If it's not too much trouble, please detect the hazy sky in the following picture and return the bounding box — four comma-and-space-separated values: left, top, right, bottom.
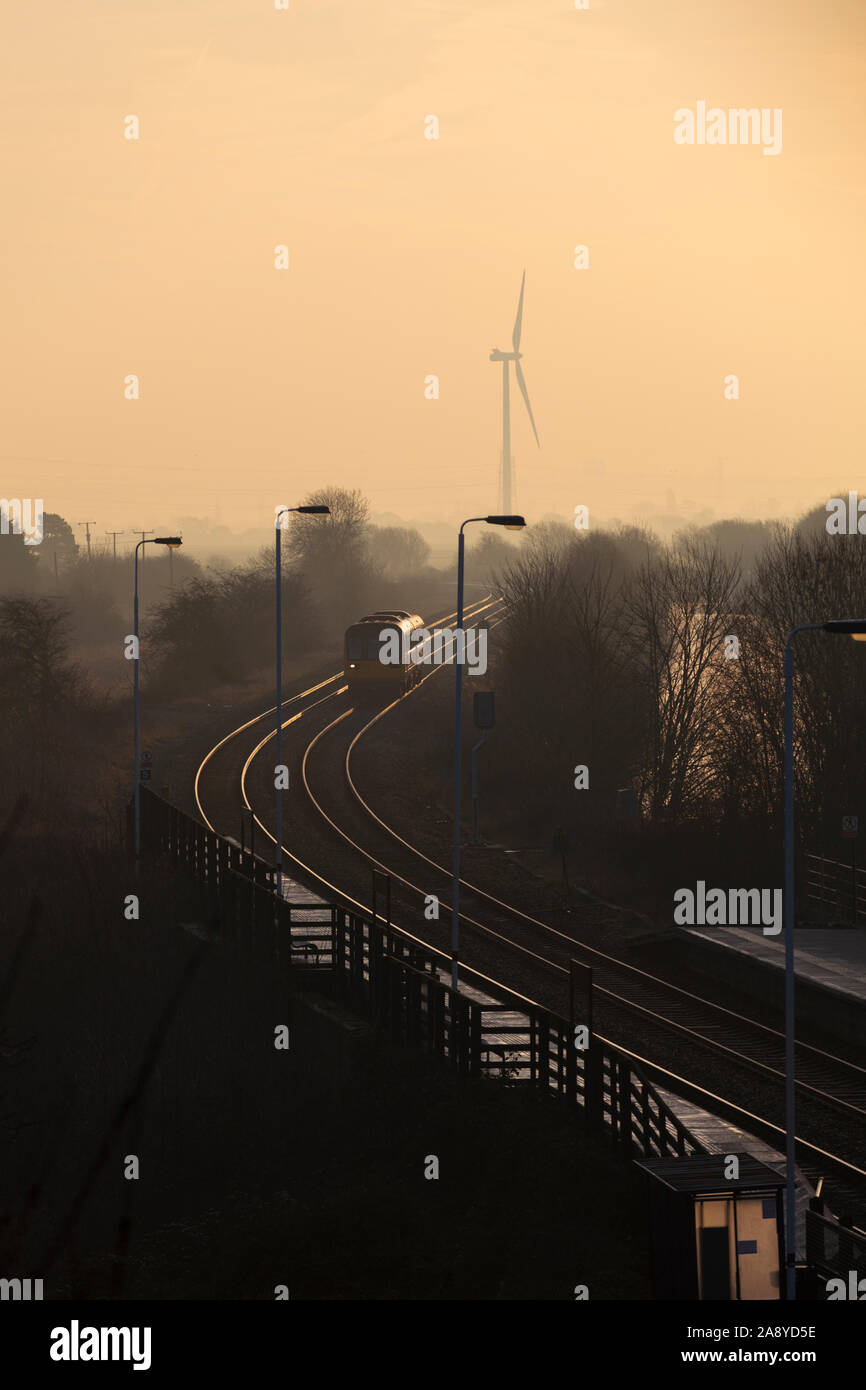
2, 0, 864, 543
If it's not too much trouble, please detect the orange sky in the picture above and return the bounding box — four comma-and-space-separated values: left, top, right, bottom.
2, 0, 864, 543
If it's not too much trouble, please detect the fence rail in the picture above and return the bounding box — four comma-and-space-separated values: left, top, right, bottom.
138, 787, 706, 1161
804, 852, 866, 925
805, 1208, 866, 1279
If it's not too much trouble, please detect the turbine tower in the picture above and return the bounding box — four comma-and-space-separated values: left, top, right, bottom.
490, 271, 540, 513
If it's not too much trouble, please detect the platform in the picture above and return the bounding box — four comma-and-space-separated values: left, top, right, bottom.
655, 1085, 814, 1257
680, 923, 866, 1008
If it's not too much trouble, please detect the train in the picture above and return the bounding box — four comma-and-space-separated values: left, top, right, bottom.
344, 610, 425, 695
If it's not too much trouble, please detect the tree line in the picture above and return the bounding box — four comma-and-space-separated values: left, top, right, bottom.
489, 512, 866, 899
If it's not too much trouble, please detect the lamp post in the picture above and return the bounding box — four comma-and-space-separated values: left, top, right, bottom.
133, 536, 182, 871
783, 617, 866, 1300
274, 504, 330, 905
451, 514, 524, 991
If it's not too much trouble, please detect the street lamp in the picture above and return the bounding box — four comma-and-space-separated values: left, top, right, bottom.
783, 616, 866, 1300
274, 504, 330, 905
133, 536, 182, 871
451, 514, 525, 991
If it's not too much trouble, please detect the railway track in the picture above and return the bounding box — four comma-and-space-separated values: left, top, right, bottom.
193, 596, 866, 1219
340, 701, 866, 1119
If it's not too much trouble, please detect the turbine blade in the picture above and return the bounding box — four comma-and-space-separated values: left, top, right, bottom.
514, 358, 540, 446
511, 270, 526, 351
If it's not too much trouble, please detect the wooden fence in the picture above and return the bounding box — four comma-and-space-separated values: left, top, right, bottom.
137, 786, 705, 1162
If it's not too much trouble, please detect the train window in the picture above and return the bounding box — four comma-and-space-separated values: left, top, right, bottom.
347, 630, 401, 663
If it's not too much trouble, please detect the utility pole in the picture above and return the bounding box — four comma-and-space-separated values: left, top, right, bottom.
78, 521, 97, 559
105, 529, 126, 563
133, 529, 155, 559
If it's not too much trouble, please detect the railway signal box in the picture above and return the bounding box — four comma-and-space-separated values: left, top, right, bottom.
635, 1154, 785, 1300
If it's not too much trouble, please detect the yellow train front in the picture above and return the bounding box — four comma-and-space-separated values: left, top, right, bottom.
344, 611, 425, 696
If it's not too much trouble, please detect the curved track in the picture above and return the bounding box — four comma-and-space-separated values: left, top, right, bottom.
193, 599, 866, 1212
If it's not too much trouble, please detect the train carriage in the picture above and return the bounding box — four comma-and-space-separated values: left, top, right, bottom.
344, 610, 425, 695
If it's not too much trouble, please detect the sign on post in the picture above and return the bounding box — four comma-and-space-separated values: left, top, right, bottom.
473, 691, 495, 730
842, 816, 859, 839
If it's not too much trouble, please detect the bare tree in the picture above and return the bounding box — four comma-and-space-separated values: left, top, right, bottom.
280, 486, 378, 622
739, 526, 866, 845
287, 486, 370, 569
623, 539, 741, 821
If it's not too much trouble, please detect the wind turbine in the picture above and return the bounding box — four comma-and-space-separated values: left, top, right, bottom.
490, 271, 540, 513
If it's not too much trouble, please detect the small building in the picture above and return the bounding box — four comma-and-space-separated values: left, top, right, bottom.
634, 1153, 785, 1300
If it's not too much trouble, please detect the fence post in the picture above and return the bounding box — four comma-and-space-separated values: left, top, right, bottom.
368, 915, 380, 1012
585, 1044, 602, 1131
432, 980, 445, 1060
452, 993, 463, 1073
537, 1015, 549, 1092
620, 1065, 633, 1157
641, 1079, 651, 1156
469, 1002, 482, 1077
565, 1009, 577, 1105
611, 1058, 621, 1147
334, 913, 346, 995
